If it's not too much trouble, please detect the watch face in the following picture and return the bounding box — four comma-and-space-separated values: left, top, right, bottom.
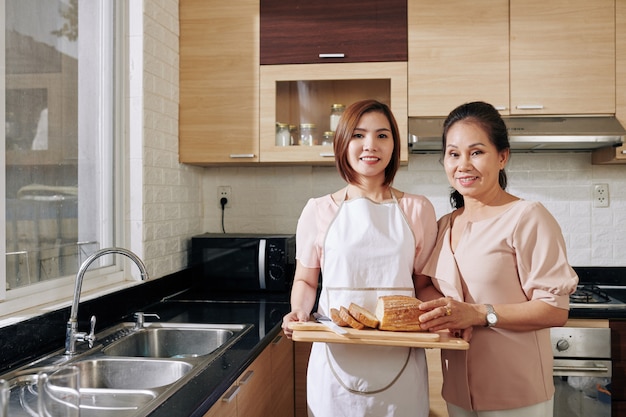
487, 313, 497, 325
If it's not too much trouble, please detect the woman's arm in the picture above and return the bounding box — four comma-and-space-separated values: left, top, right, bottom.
282, 261, 320, 337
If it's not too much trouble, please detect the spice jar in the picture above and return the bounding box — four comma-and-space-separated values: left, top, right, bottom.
289, 125, 298, 146
330, 104, 345, 132
299, 123, 316, 146
275, 122, 290, 146
321, 131, 335, 146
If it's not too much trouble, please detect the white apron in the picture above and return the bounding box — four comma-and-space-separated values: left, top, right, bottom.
307, 192, 429, 417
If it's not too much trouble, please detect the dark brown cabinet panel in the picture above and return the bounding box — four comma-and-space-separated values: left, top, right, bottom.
260, 0, 407, 65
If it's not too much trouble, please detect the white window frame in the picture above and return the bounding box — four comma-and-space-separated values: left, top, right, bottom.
0, 1, 138, 323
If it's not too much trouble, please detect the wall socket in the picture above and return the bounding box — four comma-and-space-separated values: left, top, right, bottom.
593, 183, 609, 208
217, 186, 232, 208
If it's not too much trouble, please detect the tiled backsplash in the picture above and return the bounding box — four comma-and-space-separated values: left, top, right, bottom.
202, 153, 626, 267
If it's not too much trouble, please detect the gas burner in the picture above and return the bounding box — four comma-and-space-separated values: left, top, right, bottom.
570, 284, 610, 304
570, 284, 626, 309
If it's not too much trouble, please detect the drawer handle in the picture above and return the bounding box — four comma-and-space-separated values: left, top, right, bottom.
319, 53, 345, 58
553, 365, 609, 373
239, 370, 255, 385
222, 385, 240, 403
494, 106, 507, 111
273, 335, 283, 345
515, 104, 544, 110
319, 152, 335, 158
229, 154, 256, 159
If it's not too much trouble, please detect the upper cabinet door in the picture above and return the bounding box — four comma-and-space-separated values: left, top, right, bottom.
408, 0, 509, 117
510, 0, 615, 115
260, 0, 407, 65
179, 0, 259, 164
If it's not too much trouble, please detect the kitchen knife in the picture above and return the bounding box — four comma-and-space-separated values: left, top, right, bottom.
312, 312, 349, 336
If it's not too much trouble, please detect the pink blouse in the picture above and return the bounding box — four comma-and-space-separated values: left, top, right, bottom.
423, 200, 579, 411
296, 193, 438, 278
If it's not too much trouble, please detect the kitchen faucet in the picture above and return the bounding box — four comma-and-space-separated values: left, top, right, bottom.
64, 247, 149, 355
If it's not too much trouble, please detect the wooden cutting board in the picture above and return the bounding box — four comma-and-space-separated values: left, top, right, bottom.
288, 322, 469, 350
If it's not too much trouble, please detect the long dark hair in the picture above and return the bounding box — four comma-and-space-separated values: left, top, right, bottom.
442, 101, 510, 209
333, 99, 401, 186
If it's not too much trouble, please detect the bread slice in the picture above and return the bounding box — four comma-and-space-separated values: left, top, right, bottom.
339, 306, 367, 330
375, 295, 424, 331
348, 302, 379, 328
330, 307, 349, 327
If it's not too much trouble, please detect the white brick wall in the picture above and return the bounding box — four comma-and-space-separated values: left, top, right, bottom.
202, 153, 626, 267
134, 1, 204, 278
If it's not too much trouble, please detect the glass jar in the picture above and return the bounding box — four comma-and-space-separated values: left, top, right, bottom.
289, 124, 298, 145
330, 103, 345, 132
299, 123, 316, 146
321, 131, 335, 146
275, 122, 290, 146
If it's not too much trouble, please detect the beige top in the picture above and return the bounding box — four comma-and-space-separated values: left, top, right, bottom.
423, 200, 579, 411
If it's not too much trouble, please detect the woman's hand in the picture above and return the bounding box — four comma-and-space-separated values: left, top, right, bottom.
282, 310, 311, 338
418, 297, 482, 340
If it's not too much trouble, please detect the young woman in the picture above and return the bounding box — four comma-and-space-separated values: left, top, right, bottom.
282, 99, 439, 416
418, 101, 579, 417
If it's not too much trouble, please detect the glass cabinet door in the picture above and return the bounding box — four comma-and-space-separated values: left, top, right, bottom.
259, 62, 408, 164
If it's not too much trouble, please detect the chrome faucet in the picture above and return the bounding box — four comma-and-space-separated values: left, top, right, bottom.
64, 247, 150, 355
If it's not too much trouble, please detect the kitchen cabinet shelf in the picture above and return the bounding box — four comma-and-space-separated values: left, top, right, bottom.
260, 62, 408, 164
409, 0, 616, 117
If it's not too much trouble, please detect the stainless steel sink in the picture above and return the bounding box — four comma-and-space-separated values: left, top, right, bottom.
102, 325, 239, 358
0, 321, 253, 416
74, 358, 193, 389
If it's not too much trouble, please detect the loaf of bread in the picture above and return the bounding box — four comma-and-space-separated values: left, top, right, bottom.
339, 306, 368, 330
330, 307, 349, 327
348, 303, 379, 328
375, 295, 424, 331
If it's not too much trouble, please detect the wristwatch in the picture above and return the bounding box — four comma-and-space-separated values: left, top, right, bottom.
485, 304, 498, 327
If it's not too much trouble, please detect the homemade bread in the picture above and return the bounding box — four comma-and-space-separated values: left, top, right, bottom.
348, 302, 379, 328
339, 306, 367, 330
375, 295, 424, 331
330, 307, 349, 327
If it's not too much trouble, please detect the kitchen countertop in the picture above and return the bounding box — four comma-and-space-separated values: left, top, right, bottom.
138, 290, 291, 417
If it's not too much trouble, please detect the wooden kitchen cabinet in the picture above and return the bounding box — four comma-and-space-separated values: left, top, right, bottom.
408, 0, 509, 117
260, 0, 407, 65
270, 332, 295, 417
179, 0, 259, 165
294, 341, 312, 417
610, 320, 626, 417
204, 331, 294, 417
260, 62, 408, 164
409, 0, 616, 117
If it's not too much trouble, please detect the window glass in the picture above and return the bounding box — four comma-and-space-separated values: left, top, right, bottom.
3, 0, 117, 303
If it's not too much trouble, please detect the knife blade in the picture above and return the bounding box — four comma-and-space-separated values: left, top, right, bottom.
312, 312, 349, 336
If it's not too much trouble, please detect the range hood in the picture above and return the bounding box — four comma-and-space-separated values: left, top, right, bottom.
409, 116, 626, 153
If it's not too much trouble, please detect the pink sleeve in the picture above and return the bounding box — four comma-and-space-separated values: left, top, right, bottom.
400, 194, 439, 275
295, 198, 321, 268
514, 202, 579, 308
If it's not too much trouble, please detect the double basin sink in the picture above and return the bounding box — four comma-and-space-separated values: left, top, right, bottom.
1, 321, 253, 416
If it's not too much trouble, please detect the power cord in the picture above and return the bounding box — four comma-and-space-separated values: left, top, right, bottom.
220, 197, 228, 233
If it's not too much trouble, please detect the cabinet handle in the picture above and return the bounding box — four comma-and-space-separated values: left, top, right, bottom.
319, 152, 335, 158
221, 385, 240, 403
494, 106, 507, 111
229, 154, 256, 159
239, 370, 254, 385
621, 150, 626, 154
319, 53, 345, 58
272, 335, 283, 345
515, 104, 544, 110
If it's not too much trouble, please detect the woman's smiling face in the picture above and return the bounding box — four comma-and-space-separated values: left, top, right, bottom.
347, 111, 394, 181
443, 120, 509, 201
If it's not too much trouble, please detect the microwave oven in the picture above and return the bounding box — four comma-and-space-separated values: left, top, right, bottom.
190, 233, 296, 292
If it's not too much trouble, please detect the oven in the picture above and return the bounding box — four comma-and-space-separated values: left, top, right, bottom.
549, 283, 626, 417
551, 327, 611, 417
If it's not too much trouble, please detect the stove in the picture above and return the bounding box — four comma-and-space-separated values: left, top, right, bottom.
569, 284, 626, 310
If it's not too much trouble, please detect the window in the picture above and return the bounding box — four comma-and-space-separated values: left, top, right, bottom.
1, 0, 123, 317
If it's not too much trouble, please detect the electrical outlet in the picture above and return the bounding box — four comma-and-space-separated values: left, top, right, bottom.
217, 186, 231, 208
593, 183, 609, 208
